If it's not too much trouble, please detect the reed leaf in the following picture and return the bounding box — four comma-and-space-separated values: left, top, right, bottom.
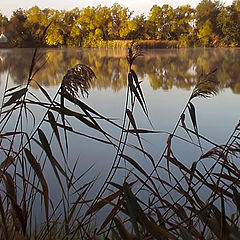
48, 111, 61, 143
67, 187, 89, 223
125, 129, 162, 134
123, 182, 140, 237
4, 172, 26, 234
126, 109, 144, 151
48, 111, 66, 160
181, 113, 193, 142
232, 187, 240, 214
5, 85, 21, 93
122, 182, 177, 239
128, 72, 148, 117
188, 102, 198, 134
34, 80, 52, 103
38, 129, 67, 178
0, 195, 8, 239
86, 188, 123, 216
3, 87, 28, 108
113, 217, 135, 240
189, 161, 197, 186
60, 92, 105, 134
120, 154, 149, 178
99, 200, 122, 232
213, 173, 240, 184
179, 226, 193, 240
167, 134, 173, 181
24, 148, 49, 228
62, 91, 124, 131
50, 106, 85, 119
131, 69, 149, 116
220, 194, 229, 239
166, 155, 190, 174
0, 156, 14, 170
38, 129, 67, 198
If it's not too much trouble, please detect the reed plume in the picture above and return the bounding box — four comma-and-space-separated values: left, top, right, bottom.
191, 68, 220, 100
61, 64, 96, 99
127, 41, 142, 70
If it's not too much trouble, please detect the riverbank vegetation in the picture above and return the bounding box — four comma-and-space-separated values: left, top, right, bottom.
1, 41, 240, 239
0, 0, 240, 48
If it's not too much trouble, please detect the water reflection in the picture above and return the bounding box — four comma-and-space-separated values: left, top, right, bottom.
0, 48, 240, 93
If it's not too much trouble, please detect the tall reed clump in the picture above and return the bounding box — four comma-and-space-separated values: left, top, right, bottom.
102, 40, 179, 49
1, 40, 240, 240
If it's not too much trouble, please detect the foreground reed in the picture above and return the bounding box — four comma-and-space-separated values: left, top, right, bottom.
0, 42, 240, 240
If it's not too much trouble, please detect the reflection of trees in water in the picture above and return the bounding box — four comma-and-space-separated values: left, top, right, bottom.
0, 48, 240, 93
140, 49, 197, 90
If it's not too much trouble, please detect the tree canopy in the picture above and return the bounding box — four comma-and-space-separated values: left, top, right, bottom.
1, 0, 240, 47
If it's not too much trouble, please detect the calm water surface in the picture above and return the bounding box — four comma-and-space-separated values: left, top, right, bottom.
0, 48, 240, 221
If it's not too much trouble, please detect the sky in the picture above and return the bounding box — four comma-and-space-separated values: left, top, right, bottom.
1, 0, 235, 18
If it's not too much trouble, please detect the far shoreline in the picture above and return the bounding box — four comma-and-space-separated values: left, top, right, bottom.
1, 40, 240, 49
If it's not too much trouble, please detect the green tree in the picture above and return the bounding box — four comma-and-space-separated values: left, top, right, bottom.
145, 5, 163, 39
8, 9, 29, 47
60, 9, 80, 46
94, 6, 111, 41
198, 19, 214, 46
24, 6, 50, 46
231, 0, 240, 45
0, 13, 9, 34
174, 5, 195, 42
44, 9, 66, 47
74, 6, 97, 46
161, 4, 175, 40
127, 15, 146, 40
196, 0, 221, 46
217, 6, 239, 46
145, 4, 177, 40
108, 3, 133, 39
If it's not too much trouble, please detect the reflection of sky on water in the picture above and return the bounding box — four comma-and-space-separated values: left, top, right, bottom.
0, 48, 240, 224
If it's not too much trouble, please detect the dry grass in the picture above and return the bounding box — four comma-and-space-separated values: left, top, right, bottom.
102, 40, 179, 49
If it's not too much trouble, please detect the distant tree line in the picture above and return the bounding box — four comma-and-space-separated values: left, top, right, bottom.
0, 0, 240, 47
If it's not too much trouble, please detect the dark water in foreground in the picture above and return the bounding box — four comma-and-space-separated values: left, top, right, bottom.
0, 47, 240, 223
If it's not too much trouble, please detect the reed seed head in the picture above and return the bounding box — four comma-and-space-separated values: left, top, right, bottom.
191, 69, 220, 100
61, 64, 96, 98
127, 41, 143, 68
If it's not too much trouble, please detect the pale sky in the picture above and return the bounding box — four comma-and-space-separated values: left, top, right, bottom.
1, 0, 235, 18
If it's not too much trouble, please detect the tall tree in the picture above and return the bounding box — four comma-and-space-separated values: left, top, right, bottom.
8, 9, 29, 47
217, 5, 239, 46
174, 5, 195, 38
145, 5, 163, 39
94, 6, 111, 41
196, 0, 221, 46
127, 15, 146, 40
146, 4, 177, 40
24, 6, 49, 46
44, 9, 65, 47
108, 3, 133, 39
0, 13, 9, 34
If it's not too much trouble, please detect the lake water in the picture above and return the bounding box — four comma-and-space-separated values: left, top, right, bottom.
0, 48, 240, 224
